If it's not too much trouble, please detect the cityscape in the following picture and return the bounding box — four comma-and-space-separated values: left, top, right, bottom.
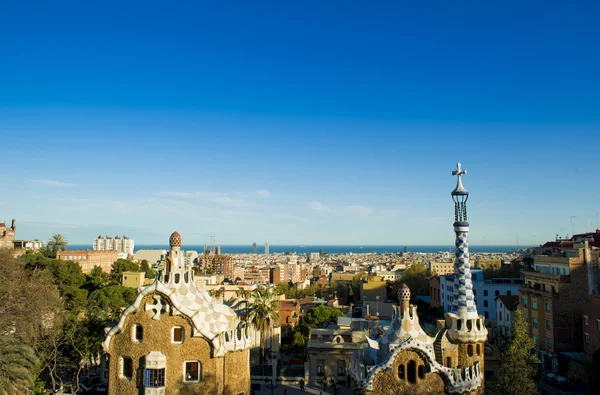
2, 2, 600, 395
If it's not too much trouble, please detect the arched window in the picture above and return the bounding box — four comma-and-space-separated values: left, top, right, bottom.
467, 319, 473, 332
172, 326, 184, 343
174, 273, 180, 284
457, 319, 463, 331
407, 360, 416, 384
184, 361, 201, 382
120, 356, 133, 380
133, 324, 143, 343
398, 364, 405, 380
476, 344, 481, 355
418, 365, 424, 379
467, 344, 474, 357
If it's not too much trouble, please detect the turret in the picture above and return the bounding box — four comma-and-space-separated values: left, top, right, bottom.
446, 163, 487, 344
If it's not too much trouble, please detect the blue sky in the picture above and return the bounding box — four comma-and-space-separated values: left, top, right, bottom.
1, 1, 599, 245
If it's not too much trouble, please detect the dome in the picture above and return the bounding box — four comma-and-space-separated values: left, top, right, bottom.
399, 283, 411, 302
169, 231, 182, 247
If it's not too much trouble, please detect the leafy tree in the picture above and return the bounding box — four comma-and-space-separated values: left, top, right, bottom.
110, 259, 140, 281
294, 305, 345, 347
47, 234, 68, 258
400, 263, 432, 300
248, 288, 279, 362
488, 310, 539, 394
0, 332, 39, 394
84, 266, 111, 292
140, 259, 156, 279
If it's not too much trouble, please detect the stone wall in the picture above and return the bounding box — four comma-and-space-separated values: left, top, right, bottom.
107, 293, 249, 395
366, 349, 446, 395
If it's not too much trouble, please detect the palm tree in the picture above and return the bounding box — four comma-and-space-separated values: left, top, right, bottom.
0, 333, 38, 394
47, 234, 68, 258
248, 288, 279, 364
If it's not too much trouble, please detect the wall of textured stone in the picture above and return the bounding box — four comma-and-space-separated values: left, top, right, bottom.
366, 349, 446, 395
456, 342, 485, 370
224, 349, 250, 395
107, 293, 249, 395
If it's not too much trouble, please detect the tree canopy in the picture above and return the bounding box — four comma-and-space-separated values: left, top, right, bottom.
488, 310, 539, 394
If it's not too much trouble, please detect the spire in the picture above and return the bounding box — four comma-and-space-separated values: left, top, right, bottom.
450, 163, 478, 318
451, 162, 469, 223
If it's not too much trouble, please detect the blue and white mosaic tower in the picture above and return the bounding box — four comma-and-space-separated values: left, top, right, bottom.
446, 163, 487, 343
450, 163, 478, 318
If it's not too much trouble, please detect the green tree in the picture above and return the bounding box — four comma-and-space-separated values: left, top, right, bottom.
248, 288, 279, 362
0, 333, 39, 395
401, 263, 432, 300
140, 259, 156, 280
294, 305, 345, 347
47, 234, 68, 258
488, 310, 539, 394
110, 259, 140, 281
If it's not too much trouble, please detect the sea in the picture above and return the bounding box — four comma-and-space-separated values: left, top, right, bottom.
66, 244, 522, 254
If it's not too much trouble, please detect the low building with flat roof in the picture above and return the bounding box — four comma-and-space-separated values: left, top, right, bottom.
57, 249, 118, 274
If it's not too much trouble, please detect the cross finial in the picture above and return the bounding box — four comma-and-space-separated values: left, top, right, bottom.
452, 162, 466, 178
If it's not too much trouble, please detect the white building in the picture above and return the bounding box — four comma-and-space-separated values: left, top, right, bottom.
439, 269, 524, 321
93, 235, 134, 256
494, 295, 519, 338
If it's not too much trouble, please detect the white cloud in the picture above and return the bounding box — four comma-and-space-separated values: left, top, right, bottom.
343, 205, 375, 217
309, 201, 332, 212
155, 191, 250, 207
30, 179, 75, 187
255, 189, 271, 198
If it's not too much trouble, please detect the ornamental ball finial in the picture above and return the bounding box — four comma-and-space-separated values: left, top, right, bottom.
169, 231, 182, 247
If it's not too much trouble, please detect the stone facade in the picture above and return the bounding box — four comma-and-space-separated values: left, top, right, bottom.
0, 218, 16, 248
103, 232, 251, 395
56, 249, 119, 274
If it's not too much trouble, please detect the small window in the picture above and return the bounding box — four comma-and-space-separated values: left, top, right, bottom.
407, 360, 416, 384
476, 344, 481, 355
317, 359, 324, 376
483, 290, 488, 297
444, 357, 451, 367
495, 290, 500, 297
583, 315, 588, 325
173, 326, 184, 343
484, 311, 489, 319
145, 368, 165, 387
484, 300, 488, 308
418, 365, 424, 379
175, 273, 180, 283
546, 339, 552, 347
184, 361, 201, 382
133, 324, 143, 343
121, 356, 133, 380
532, 301, 537, 311
533, 318, 538, 328
522, 297, 527, 307
338, 360, 346, 376
545, 303, 550, 312
398, 364, 405, 379
546, 320, 550, 330
467, 344, 474, 357
585, 333, 590, 343
507, 291, 511, 295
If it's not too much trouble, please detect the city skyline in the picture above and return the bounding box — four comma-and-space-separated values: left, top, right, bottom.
2, 2, 600, 245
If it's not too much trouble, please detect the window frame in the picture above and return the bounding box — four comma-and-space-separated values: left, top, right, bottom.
145, 368, 165, 388
172, 326, 185, 344
120, 356, 133, 380
583, 315, 588, 326
317, 359, 325, 376
183, 361, 201, 382
132, 324, 143, 343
